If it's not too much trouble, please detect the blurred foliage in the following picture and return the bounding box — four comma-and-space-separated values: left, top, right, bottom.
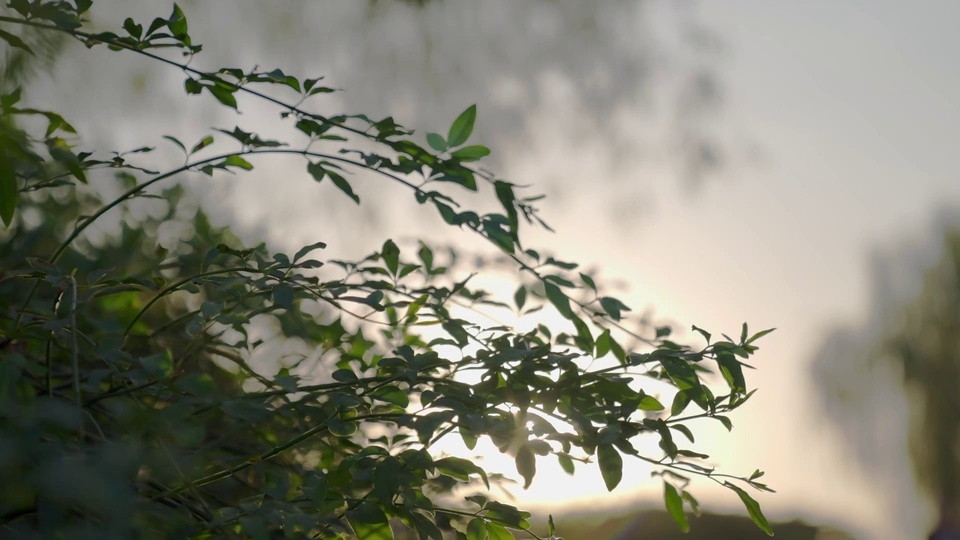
0, 2, 773, 538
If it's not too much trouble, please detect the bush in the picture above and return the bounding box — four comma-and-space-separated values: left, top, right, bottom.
0, 2, 774, 538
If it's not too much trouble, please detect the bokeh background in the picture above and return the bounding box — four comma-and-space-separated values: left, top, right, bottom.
17, 1, 960, 538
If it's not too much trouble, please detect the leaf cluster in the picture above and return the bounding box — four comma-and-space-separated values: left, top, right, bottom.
0, 2, 774, 538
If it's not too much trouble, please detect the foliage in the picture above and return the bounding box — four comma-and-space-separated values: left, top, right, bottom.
0, 2, 773, 538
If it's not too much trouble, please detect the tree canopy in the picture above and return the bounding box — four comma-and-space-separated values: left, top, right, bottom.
0, 2, 774, 538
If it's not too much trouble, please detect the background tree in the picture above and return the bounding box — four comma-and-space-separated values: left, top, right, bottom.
0, 2, 773, 538
812, 218, 960, 538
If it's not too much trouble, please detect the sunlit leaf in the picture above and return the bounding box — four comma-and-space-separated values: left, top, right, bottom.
726, 482, 774, 535
663, 482, 689, 532
515, 445, 536, 489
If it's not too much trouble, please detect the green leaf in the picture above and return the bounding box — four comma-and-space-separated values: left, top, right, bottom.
726, 483, 774, 535
597, 443, 622, 491
306, 161, 326, 182
371, 386, 409, 408
746, 327, 776, 344
717, 352, 747, 394
272, 284, 294, 309
466, 518, 486, 540
426, 132, 447, 152
222, 154, 253, 170
0, 29, 34, 55
447, 104, 477, 147
190, 135, 214, 154
637, 395, 665, 411
207, 85, 238, 110
1, 88, 21, 109
544, 281, 573, 319
494, 180, 519, 239
347, 505, 394, 540
580, 272, 597, 290
294, 240, 327, 262
326, 169, 359, 203
450, 145, 490, 162
0, 150, 17, 227
381, 239, 400, 275
663, 482, 689, 532
515, 444, 536, 489
595, 329, 612, 358
418, 242, 434, 271
486, 522, 514, 540
691, 324, 712, 344
557, 454, 575, 475
373, 456, 401, 501
600, 296, 629, 320
167, 4, 188, 37
513, 285, 527, 311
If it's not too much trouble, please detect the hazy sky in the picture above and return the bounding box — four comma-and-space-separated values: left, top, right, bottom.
31, 1, 960, 538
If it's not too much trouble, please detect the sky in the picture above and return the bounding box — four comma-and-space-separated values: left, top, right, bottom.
27, 1, 960, 537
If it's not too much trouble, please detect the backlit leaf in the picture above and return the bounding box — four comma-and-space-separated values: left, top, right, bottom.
597, 443, 622, 491
447, 104, 477, 147
664, 482, 689, 532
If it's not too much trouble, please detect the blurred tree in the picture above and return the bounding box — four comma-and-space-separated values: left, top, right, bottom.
813, 223, 960, 538
886, 232, 960, 538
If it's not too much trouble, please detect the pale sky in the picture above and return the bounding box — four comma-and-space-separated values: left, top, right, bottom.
33, 1, 960, 538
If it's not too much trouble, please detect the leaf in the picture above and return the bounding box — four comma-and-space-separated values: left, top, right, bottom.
207, 85, 238, 110
450, 145, 490, 162
600, 296, 629, 320
381, 239, 400, 276
167, 3, 188, 37
486, 522, 514, 540
372, 456, 401, 502
447, 104, 477, 147
162, 135, 187, 154
746, 327, 776, 345
0, 150, 17, 227
272, 284, 294, 309
557, 454, 575, 475
347, 505, 394, 540
513, 285, 527, 311
466, 518, 486, 540
663, 483, 689, 532
372, 386, 409, 408
306, 161, 326, 182
544, 281, 573, 319
637, 395, 665, 411
595, 329, 612, 358
515, 444, 536, 489
190, 135, 214, 154
726, 483, 774, 535
580, 272, 596, 291
222, 155, 253, 170
691, 324, 712, 344
326, 170, 360, 204
294, 240, 327, 262
494, 180, 519, 239
1, 88, 21, 109
426, 132, 447, 152
123, 17, 143, 39
418, 242, 434, 271
717, 352, 747, 394
0, 29, 34, 55
597, 443, 622, 491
